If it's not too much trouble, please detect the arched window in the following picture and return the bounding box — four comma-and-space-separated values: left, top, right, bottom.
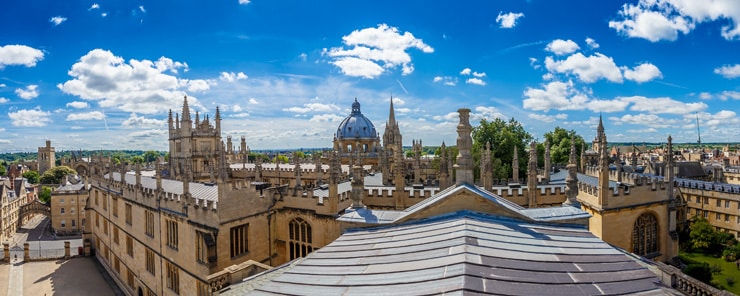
289, 218, 313, 260
632, 213, 658, 257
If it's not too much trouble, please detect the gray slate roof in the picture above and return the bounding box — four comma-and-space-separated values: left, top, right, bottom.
228, 211, 674, 295
105, 172, 219, 201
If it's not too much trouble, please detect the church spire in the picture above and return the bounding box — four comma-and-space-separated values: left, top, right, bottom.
388, 96, 397, 127
181, 96, 191, 123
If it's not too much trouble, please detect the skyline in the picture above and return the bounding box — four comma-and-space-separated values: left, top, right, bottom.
0, 0, 739, 153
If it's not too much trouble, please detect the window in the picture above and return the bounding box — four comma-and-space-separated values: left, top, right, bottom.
717, 199, 722, 207
230, 224, 249, 258
114, 256, 120, 273
71, 207, 75, 214
145, 210, 155, 237
717, 213, 721, 220
166, 262, 180, 294
127, 268, 134, 288
60, 198, 65, 203
726, 214, 731, 223
103, 194, 108, 211
704, 197, 709, 204
113, 227, 119, 244
686, 196, 691, 203
126, 236, 133, 257
726, 200, 731, 208
196, 231, 209, 264
61, 207, 65, 214
704, 211, 709, 218
146, 249, 155, 275
631, 213, 658, 257
125, 204, 132, 226
71, 220, 76, 227
61, 220, 66, 228
197, 281, 212, 296
95, 191, 99, 206
289, 218, 313, 260
696, 196, 701, 204
166, 219, 178, 250
112, 197, 118, 217
104, 220, 108, 235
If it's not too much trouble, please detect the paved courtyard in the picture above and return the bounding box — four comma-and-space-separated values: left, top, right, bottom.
2, 257, 115, 296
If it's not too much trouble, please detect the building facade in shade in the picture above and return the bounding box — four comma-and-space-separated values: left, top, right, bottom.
38, 140, 56, 175
1, 177, 37, 243
50, 182, 88, 235
80, 97, 694, 295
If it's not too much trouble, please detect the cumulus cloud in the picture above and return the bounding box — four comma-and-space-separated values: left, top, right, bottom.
473, 106, 505, 121
66, 101, 89, 109
283, 103, 340, 113
621, 96, 707, 114
248, 98, 259, 104
309, 114, 344, 122
585, 37, 600, 49
89, 3, 99, 10
239, 0, 250, 4
460, 68, 471, 75
0, 45, 44, 68
528, 113, 568, 123
433, 76, 456, 86
121, 113, 166, 128
219, 71, 248, 82
8, 107, 51, 127
719, 91, 740, 100
609, 0, 740, 41
714, 64, 740, 78
50, 16, 67, 26
522, 80, 590, 112
545, 53, 622, 83
57, 49, 202, 114
66, 111, 105, 121
622, 63, 663, 83
325, 24, 433, 78
0, 98, 8, 104
545, 39, 580, 55
496, 12, 525, 28
15, 85, 39, 100
466, 78, 486, 86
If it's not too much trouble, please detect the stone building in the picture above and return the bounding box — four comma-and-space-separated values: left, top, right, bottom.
0, 177, 37, 243
167, 97, 223, 182
38, 140, 56, 175
50, 181, 88, 235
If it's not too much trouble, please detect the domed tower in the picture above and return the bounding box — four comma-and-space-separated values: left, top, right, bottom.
333, 98, 381, 164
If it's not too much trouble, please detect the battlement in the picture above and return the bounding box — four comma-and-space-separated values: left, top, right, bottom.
584, 166, 665, 188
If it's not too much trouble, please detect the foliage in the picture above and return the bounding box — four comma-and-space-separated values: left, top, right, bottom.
0, 161, 6, 176
723, 243, 740, 262
22, 170, 40, 184
542, 127, 586, 165
39, 166, 77, 184
472, 117, 532, 180
727, 277, 736, 287
39, 186, 52, 203
274, 155, 289, 164
689, 217, 736, 255
130, 155, 144, 164
683, 263, 713, 284
143, 150, 160, 163
293, 151, 305, 159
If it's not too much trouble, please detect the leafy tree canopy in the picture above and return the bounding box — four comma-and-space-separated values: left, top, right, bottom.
541, 127, 586, 165
472, 117, 532, 179
22, 170, 40, 184
40, 166, 77, 184
39, 186, 52, 203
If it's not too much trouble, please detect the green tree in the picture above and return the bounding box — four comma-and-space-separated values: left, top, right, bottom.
38, 186, 52, 203
274, 155, 289, 164
39, 166, 77, 184
0, 161, 6, 176
472, 117, 533, 180
143, 150, 160, 163
130, 155, 145, 164
293, 151, 305, 159
23, 171, 40, 184
543, 127, 586, 165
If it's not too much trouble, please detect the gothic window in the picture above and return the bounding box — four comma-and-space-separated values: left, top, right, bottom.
288, 218, 313, 260
631, 213, 658, 257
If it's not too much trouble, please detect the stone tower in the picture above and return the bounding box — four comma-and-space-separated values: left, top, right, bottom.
563, 137, 580, 207
512, 147, 520, 183
481, 142, 493, 191
454, 108, 473, 185
438, 142, 450, 189
598, 128, 610, 207
544, 139, 551, 183
383, 97, 402, 185
527, 141, 538, 208
168, 96, 223, 182
38, 140, 56, 175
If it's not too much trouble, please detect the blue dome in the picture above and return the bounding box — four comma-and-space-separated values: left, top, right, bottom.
336, 99, 378, 139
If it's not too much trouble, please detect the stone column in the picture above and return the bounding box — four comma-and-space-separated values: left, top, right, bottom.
3, 243, 8, 262
64, 241, 70, 259
23, 243, 29, 261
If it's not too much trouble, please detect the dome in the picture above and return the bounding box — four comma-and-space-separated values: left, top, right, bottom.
336, 99, 378, 140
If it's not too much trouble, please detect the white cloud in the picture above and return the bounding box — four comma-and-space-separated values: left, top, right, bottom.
585, 37, 600, 49
545, 53, 622, 83
622, 63, 663, 83
183, 79, 211, 92
0, 45, 44, 68
472, 106, 505, 121
585, 99, 630, 113
529, 57, 540, 69
326, 24, 433, 78
522, 80, 590, 112
15, 85, 39, 100
230, 113, 250, 118
528, 113, 568, 123
433, 76, 456, 86
121, 113, 166, 128
101, 12, 108, 17
66, 111, 105, 121
283, 103, 340, 113
496, 12, 524, 29
460, 68, 471, 75
0, 84, 5, 87
609, 0, 740, 41
699, 92, 712, 100
472, 71, 486, 78
89, 3, 99, 10
219, 71, 248, 82
248, 98, 259, 104
8, 107, 51, 127
0, 98, 8, 104
714, 64, 740, 78
239, 0, 251, 4
309, 114, 344, 122
50, 16, 67, 26
545, 39, 580, 55
621, 96, 707, 114
720, 91, 740, 100
66, 101, 89, 109
57, 49, 202, 114
466, 78, 486, 86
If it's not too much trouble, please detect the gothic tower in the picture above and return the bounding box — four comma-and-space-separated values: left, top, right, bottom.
454, 108, 474, 185
527, 141, 538, 208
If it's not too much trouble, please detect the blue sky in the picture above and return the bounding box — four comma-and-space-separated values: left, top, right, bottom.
0, 0, 739, 153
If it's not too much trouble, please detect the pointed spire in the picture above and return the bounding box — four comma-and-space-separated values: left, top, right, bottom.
513, 146, 520, 183
388, 96, 397, 127
168, 109, 174, 129
597, 113, 604, 136
195, 110, 200, 126
181, 96, 191, 123
215, 106, 221, 132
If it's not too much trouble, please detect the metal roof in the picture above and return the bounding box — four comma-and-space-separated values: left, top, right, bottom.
227, 211, 674, 295
104, 172, 219, 201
